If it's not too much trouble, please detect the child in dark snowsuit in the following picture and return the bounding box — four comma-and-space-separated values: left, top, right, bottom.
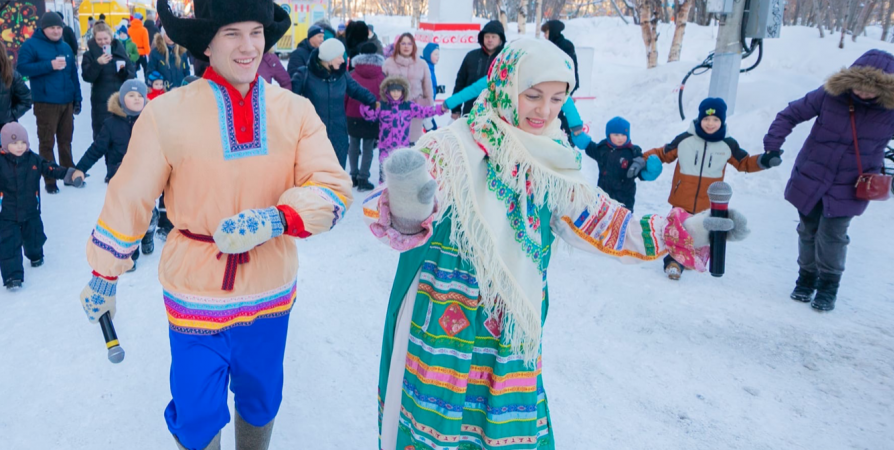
645, 98, 780, 280
0, 122, 81, 290
573, 116, 662, 211
361, 75, 446, 183
72, 80, 157, 270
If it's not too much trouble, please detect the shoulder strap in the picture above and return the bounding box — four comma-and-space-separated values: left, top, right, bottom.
849, 98, 863, 176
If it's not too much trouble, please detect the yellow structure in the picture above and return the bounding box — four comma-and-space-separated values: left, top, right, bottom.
78, 0, 156, 33
274, 0, 328, 53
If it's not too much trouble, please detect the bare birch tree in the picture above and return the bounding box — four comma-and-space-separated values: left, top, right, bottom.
668, 0, 693, 62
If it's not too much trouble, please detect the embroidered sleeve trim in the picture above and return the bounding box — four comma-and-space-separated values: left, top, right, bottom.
302, 181, 348, 229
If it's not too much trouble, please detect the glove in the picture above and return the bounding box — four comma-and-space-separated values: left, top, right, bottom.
639, 155, 663, 181
80, 273, 118, 324
571, 132, 592, 150
683, 209, 750, 248
627, 157, 646, 179
443, 93, 463, 111
758, 150, 783, 169
63, 167, 84, 188
73, 102, 81, 116
384, 149, 437, 235
213, 207, 285, 254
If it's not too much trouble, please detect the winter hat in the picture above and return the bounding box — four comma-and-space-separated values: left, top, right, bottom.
39, 11, 64, 30
359, 42, 378, 55
134, 12, 143, 20
156, 0, 290, 63
148, 71, 165, 83
337, 23, 346, 33
117, 25, 129, 37
695, 97, 727, 142
380, 75, 410, 102
368, 24, 375, 33
0, 123, 29, 153
119, 79, 148, 116
181, 75, 200, 86
318, 38, 345, 62
307, 24, 325, 40
421, 43, 439, 64
605, 116, 630, 144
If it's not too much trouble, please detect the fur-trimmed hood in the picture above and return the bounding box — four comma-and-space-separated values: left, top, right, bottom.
380, 75, 410, 103
107, 92, 127, 118
352, 53, 384, 68
825, 49, 894, 109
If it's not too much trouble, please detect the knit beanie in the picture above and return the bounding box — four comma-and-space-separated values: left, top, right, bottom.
695, 97, 728, 142
318, 38, 345, 62
134, 12, 143, 20
359, 42, 378, 55
119, 79, 148, 116
148, 71, 165, 83
39, 11, 64, 30
0, 123, 29, 153
605, 116, 630, 144
307, 24, 324, 40
117, 25, 129, 37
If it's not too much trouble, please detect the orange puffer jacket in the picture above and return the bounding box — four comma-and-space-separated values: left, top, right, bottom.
644, 122, 763, 214
129, 19, 151, 56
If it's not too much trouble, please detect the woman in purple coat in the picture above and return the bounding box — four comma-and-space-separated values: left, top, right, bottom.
258, 48, 292, 90
764, 49, 894, 312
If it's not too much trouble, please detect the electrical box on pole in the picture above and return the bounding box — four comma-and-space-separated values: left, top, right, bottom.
744, 0, 784, 39
707, 0, 735, 14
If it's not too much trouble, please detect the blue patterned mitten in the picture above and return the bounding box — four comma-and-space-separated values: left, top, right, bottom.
213, 207, 285, 254
80, 274, 118, 324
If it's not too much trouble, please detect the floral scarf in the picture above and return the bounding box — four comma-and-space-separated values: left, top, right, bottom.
415, 38, 595, 366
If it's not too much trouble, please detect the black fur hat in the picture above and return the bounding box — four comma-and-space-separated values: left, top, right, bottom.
157, 0, 290, 63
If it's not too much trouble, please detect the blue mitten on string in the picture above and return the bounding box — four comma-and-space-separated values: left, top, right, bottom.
639, 155, 663, 181
571, 132, 592, 150
79, 273, 118, 323
213, 207, 285, 254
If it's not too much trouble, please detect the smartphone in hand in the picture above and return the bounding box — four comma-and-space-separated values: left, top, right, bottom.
103, 45, 111, 56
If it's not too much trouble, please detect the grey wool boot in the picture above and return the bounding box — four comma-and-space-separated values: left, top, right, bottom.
236, 413, 275, 450
173, 432, 221, 450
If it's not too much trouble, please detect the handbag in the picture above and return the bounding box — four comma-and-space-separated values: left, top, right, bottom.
849, 101, 892, 201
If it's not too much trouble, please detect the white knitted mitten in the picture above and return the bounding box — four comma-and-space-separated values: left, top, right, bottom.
384, 149, 437, 235
80, 275, 118, 324
213, 207, 285, 254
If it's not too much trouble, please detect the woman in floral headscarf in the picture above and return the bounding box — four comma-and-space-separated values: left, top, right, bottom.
363, 38, 749, 450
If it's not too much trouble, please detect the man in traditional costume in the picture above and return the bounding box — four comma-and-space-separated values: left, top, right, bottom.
77, 1, 353, 449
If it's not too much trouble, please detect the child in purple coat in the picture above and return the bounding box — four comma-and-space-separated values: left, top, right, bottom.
361, 75, 446, 183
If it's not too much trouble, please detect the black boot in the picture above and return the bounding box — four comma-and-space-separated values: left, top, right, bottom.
790, 269, 817, 302
357, 178, 375, 192
5, 279, 22, 291
30, 258, 44, 268
143, 208, 158, 255
351, 175, 359, 188
811, 273, 841, 312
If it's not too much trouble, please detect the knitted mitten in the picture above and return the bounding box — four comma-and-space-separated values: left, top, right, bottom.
384, 149, 437, 235
682, 209, 749, 248
639, 155, 663, 181
80, 273, 118, 323
213, 207, 285, 254
571, 132, 592, 150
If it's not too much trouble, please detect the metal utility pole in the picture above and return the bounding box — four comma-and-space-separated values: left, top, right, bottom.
708, 0, 746, 115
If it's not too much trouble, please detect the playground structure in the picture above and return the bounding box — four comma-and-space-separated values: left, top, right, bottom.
274, 0, 328, 54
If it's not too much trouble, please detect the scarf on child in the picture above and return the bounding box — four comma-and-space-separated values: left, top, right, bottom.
415, 38, 596, 367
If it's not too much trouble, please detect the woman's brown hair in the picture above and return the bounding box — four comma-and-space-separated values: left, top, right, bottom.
393, 33, 417, 60
92, 21, 113, 41
0, 42, 12, 88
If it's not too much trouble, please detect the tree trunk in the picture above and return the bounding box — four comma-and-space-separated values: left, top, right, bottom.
883, 0, 894, 41
637, 0, 659, 68
518, 5, 527, 35
816, 0, 826, 37
852, 0, 878, 41
668, 0, 693, 62
535, 0, 543, 37
839, 0, 851, 48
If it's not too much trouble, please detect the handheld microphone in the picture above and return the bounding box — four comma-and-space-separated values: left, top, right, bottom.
707, 182, 732, 278
99, 313, 125, 364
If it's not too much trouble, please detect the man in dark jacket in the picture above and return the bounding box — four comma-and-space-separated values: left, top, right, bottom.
81, 31, 137, 139
15, 12, 82, 194
287, 23, 330, 78
292, 38, 376, 168
367, 24, 384, 55
542, 20, 580, 95
451, 20, 505, 117
56, 12, 80, 57
0, 71, 32, 129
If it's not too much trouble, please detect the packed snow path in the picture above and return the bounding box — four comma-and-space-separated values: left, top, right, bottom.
1, 18, 892, 450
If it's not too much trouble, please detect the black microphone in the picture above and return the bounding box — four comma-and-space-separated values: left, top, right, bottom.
707, 182, 732, 278
99, 313, 125, 364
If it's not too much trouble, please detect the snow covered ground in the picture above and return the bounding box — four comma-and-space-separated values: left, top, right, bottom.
2, 17, 893, 450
